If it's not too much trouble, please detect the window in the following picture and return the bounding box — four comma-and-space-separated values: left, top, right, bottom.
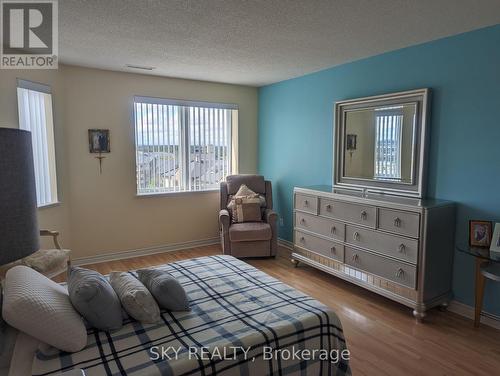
133, 97, 238, 195
17, 80, 58, 207
374, 108, 403, 180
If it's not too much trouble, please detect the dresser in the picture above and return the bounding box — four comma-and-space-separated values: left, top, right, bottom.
292, 185, 455, 321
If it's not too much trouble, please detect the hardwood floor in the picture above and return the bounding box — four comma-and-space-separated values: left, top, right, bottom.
60, 245, 500, 376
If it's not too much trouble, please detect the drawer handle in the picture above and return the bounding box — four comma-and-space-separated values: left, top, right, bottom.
300, 237, 305, 243
396, 268, 405, 278
331, 226, 336, 234
352, 254, 359, 263
304, 200, 309, 207
353, 232, 360, 241
330, 246, 336, 254
394, 217, 402, 227
360, 211, 367, 220
398, 244, 406, 253
326, 204, 332, 211
300, 218, 306, 224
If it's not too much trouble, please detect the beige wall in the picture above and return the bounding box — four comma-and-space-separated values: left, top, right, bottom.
344, 110, 375, 178
0, 65, 258, 258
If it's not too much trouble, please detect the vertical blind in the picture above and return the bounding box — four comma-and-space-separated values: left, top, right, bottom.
17, 82, 58, 207
134, 97, 237, 194
374, 111, 403, 180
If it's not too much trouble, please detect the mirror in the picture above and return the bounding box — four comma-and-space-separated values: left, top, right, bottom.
344, 103, 416, 183
334, 89, 429, 198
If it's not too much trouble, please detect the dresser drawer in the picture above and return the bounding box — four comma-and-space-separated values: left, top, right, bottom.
295, 231, 344, 262
295, 194, 318, 214
345, 247, 416, 288
378, 208, 420, 238
295, 212, 345, 242
319, 198, 376, 228
345, 225, 418, 264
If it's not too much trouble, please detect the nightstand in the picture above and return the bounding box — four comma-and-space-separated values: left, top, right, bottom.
457, 244, 500, 327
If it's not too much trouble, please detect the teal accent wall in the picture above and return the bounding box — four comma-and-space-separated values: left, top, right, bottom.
258, 24, 500, 315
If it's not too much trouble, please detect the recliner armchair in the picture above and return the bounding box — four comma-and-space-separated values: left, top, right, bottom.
219, 175, 278, 258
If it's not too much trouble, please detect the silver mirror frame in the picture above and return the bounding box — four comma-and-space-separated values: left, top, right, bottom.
334, 88, 430, 198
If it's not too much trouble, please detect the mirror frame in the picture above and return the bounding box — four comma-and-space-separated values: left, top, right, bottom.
334, 88, 430, 198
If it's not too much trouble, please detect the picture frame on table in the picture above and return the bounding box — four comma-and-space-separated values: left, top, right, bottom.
490, 223, 500, 252
469, 220, 492, 248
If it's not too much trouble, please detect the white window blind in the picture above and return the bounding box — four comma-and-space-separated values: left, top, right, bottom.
133, 97, 238, 195
17, 80, 58, 207
374, 109, 403, 180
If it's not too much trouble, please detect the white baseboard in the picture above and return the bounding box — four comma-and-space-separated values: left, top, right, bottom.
278, 238, 294, 250
75, 237, 291, 266
277, 238, 294, 258
73, 237, 220, 266
448, 300, 500, 330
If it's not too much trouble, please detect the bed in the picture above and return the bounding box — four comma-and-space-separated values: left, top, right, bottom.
30, 255, 350, 375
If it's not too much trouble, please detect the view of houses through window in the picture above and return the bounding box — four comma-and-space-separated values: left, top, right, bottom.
134, 98, 237, 194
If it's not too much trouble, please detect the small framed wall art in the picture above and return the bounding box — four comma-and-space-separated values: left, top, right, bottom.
88, 129, 110, 153
88, 129, 110, 173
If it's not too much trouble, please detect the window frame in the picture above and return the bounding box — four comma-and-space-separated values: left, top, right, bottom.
132, 96, 239, 197
16, 79, 59, 208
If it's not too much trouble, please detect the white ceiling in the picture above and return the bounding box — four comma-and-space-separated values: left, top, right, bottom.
59, 0, 500, 87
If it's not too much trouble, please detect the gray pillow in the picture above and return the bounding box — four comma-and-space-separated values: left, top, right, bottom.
137, 269, 190, 311
68, 267, 123, 331
109, 272, 161, 324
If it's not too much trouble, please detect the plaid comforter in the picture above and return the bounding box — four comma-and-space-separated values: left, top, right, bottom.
32, 255, 350, 376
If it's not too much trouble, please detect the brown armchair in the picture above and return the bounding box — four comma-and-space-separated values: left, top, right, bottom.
219, 175, 278, 258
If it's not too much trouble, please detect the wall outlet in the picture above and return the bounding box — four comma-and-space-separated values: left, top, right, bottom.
279, 217, 284, 226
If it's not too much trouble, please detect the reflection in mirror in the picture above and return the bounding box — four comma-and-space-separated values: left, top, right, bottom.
343, 103, 416, 184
